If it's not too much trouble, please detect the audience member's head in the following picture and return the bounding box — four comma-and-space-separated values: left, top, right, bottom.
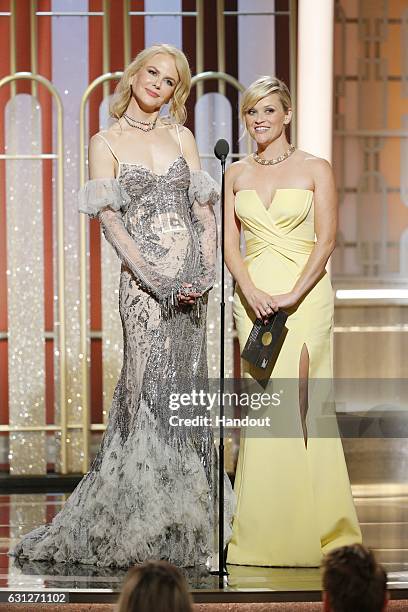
116, 560, 193, 612
322, 544, 388, 612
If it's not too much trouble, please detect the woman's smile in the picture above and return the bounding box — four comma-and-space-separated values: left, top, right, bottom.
145, 88, 160, 98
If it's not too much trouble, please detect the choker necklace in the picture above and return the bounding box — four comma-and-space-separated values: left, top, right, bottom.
123, 112, 158, 131
253, 143, 295, 165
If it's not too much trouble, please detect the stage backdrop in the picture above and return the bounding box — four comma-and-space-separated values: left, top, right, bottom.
0, 0, 294, 475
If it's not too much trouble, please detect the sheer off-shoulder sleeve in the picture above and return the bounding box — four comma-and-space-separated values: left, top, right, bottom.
188, 169, 220, 208
188, 170, 219, 294
78, 178, 131, 219
78, 178, 184, 314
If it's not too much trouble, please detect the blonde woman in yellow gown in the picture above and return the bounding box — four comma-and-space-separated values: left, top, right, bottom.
225, 77, 361, 567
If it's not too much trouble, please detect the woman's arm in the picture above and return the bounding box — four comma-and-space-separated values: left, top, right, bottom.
179, 126, 201, 171
89, 132, 116, 179
272, 157, 337, 310
224, 163, 276, 320
224, 163, 249, 289
181, 127, 219, 297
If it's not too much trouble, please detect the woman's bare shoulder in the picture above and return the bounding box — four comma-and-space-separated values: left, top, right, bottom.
173, 123, 195, 143
159, 121, 192, 134
295, 150, 334, 190
174, 123, 192, 134
89, 130, 111, 151
226, 156, 252, 177
159, 123, 196, 150
296, 149, 332, 169
92, 122, 125, 148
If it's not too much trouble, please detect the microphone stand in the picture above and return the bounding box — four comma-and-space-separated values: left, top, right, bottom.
219, 150, 227, 588
211, 142, 228, 587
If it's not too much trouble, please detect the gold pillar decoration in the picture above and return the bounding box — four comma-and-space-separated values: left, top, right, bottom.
123, 0, 131, 67
0, 72, 66, 474
216, 0, 226, 96
196, 0, 204, 99
6, 94, 45, 475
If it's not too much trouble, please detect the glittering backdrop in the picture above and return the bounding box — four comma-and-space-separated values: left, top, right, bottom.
52, 0, 89, 472
6, 95, 46, 475
1, 3, 253, 474
195, 92, 234, 379
194, 92, 236, 472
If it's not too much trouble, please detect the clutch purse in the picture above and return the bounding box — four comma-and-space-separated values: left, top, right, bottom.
241, 310, 288, 370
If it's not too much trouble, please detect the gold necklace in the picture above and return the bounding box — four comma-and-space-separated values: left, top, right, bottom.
253, 143, 295, 165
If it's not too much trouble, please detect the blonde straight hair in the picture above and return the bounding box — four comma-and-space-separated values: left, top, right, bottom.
110, 44, 191, 124
240, 76, 292, 122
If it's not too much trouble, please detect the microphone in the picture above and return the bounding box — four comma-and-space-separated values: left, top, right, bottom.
214, 139, 229, 161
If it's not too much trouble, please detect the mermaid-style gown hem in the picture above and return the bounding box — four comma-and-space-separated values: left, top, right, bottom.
11, 152, 234, 568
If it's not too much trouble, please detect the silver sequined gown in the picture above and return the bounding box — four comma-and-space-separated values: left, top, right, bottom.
11, 154, 234, 568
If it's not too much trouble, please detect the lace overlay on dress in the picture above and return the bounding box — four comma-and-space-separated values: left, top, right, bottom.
11, 141, 234, 568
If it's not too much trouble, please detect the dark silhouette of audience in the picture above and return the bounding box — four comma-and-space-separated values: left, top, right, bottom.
322, 544, 389, 611
116, 560, 193, 612
116, 545, 390, 611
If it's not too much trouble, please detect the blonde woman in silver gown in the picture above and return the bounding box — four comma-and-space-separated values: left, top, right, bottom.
11, 44, 233, 568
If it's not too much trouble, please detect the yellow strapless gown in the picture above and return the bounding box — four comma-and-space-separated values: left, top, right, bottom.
227, 189, 362, 567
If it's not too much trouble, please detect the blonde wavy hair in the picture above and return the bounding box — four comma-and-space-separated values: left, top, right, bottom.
240, 76, 292, 123
110, 44, 191, 124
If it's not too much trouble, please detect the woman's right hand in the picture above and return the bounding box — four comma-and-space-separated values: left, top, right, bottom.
241, 284, 279, 321
177, 282, 202, 305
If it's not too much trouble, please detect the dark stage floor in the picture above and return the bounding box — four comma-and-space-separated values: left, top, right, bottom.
1, 485, 408, 604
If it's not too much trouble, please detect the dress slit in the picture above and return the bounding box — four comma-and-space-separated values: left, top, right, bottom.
298, 342, 310, 449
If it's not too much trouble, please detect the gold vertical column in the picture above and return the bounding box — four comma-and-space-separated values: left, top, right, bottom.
196, 0, 204, 99
30, 0, 38, 97
55, 85, 68, 475
123, 0, 131, 67
103, 0, 110, 101
0, 73, 66, 474
289, 0, 297, 146
10, 0, 16, 97
79, 132, 89, 476
216, 0, 225, 95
